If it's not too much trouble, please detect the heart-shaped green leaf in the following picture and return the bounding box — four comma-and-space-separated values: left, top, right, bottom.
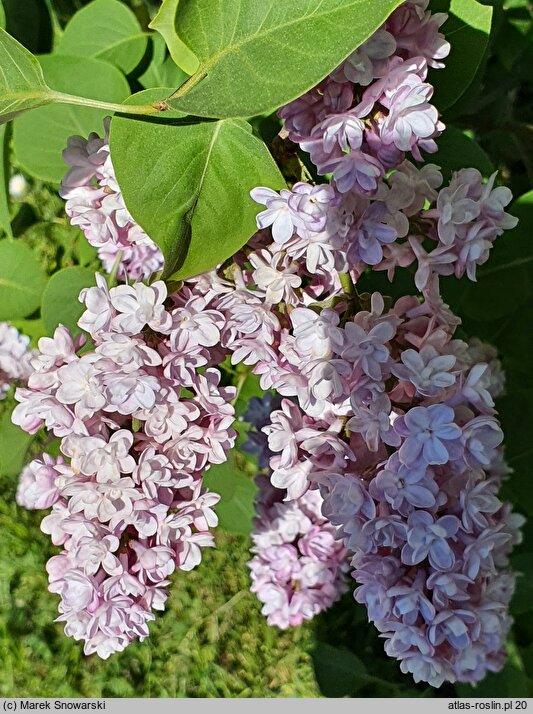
110, 90, 285, 280
204, 455, 257, 535
13, 54, 129, 183
168, 0, 403, 118
56, 0, 148, 74
41, 266, 96, 336
0, 404, 34, 478
138, 34, 188, 90
431, 0, 493, 110
0, 239, 47, 319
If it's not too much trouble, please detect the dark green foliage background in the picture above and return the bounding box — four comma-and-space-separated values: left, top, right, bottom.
0, 0, 532, 699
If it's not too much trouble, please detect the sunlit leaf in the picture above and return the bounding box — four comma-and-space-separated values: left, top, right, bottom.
148, 0, 199, 76
13, 54, 129, 183
138, 34, 188, 90
41, 266, 95, 336
168, 0, 404, 118
0, 27, 52, 124
56, 0, 147, 74
431, 0, 493, 110
110, 90, 284, 280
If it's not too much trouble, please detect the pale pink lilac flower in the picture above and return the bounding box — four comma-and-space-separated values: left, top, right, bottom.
14, 272, 237, 658
248, 475, 348, 628
61, 120, 164, 280
0, 322, 34, 399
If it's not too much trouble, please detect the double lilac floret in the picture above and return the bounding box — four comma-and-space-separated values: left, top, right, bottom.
14, 277, 236, 658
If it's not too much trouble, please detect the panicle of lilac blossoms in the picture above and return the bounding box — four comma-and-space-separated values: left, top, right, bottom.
278, 1, 449, 190
14, 276, 237, 658
181, 228, 521, 686
60, 119, 164, 281
14, 0, 521, 683
253, 1, 516, 294
248, 472, 349, 629
0, 322, 34, 399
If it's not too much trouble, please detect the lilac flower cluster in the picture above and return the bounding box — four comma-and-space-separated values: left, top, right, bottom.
14, 277, 236, 658
171, 133, 520, 694
243, 400, 348, 627
249, 475, 348, 628
154, 168, 519, 688
225, 271, 522, 685
257, 0, 517, 287
12, 0, 518, 685
312, 317, 523, 688
279, 1, 449, 178
0, 321, 33, 399
60, 119, 164, 280
165, 183, 520, 684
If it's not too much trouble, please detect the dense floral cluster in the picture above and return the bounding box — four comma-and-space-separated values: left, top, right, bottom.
14, 277, 236, 658
181, 234, 521, 684
265, 303, 521, 687
249, 475, 349, 628
266, 0, 517, 286
243, 399, 348, 627
60, 119, 164, 280
153, 2, 520, 687
0, 321, 33, 399
12, 0, 522, 688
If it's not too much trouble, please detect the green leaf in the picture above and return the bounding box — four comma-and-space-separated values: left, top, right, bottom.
138, 34, 188, 90
0, 2, 5, 29
41, 266, 95, 336
0, 123, 12, 236
56, 0, 147, 74
148, 0, 199, 76
138, 34, 166, 88
313, 643, 368, 697
0, 27, 53, 124
204, 456, 256, 535
431, 126, 494, 181
432, 0, 493, 111
110, 90, 285, 280
168, 0, 403, 118
0, 405, 33, 478
13, 54, 130, 184
0, 240, 46, 320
